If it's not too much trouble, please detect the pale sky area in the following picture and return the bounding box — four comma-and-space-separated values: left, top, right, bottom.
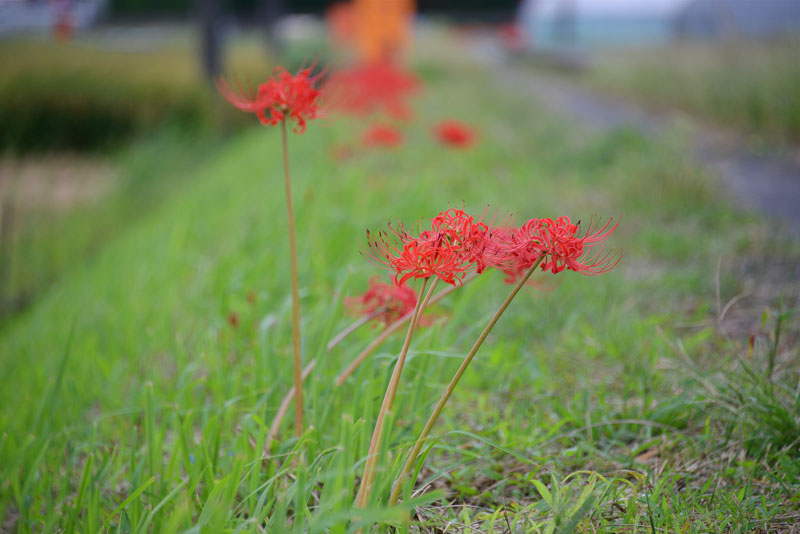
535, 0, 694, 17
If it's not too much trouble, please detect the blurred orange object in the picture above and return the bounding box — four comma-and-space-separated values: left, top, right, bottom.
353, 0, 415, 62
326, 2, 356, 48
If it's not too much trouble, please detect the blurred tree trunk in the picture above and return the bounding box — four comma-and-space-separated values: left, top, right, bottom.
199, 0, 221, 83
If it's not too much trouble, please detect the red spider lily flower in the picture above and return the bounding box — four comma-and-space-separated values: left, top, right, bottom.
431, 208, 496, 273
364, 208, 497, 286
345, 277, 418, 326
228, 312, 240, 329
217, 66, 324, 133
491, 216, 621, 281
327, 60, 419, 121
364, 225, 468, 286
489, 222, 547, 283
535, 216, 621, 275
363, 124, 403, 147
433, 120, 477, 148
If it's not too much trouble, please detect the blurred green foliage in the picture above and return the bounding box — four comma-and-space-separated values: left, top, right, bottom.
589, 35, 800, 143
0, 36, 271, 152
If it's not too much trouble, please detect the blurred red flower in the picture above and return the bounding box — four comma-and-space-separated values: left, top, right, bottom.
363, 124, 404, 147
327, 61, 419, 121
345, 277, 418, 326
330, 144, 355, 161
217, 66, 324, 133
433, 120, 476, 148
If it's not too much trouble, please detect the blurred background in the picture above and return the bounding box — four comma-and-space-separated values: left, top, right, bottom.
2, 2, 800, 531
1, 0, 799, 322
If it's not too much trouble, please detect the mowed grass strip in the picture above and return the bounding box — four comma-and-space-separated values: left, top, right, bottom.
1, 56, 798, 533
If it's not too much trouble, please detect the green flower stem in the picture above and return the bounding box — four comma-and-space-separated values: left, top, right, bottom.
355, 277, 438, 508
388, 257, 544, 505
281, 119, 304, 439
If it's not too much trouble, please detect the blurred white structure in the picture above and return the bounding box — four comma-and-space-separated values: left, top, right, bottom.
520, 0, 684, 48
521, 0, 800, 49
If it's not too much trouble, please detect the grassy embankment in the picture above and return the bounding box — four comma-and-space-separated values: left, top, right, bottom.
587, 36, 800, 144
0, 33, 277, 319
1, 40, 799, 532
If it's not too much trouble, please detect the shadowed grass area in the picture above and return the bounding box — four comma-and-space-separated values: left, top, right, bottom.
0, 31, 274, 151
0, 50, 798, 533
586, 35, 800, 143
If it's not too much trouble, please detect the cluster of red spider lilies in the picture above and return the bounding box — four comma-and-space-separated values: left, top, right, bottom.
218, 63, 620, 518
219, 60, 476, 152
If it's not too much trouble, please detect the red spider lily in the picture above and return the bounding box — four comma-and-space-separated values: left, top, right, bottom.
364, 209, 496, 286
431, 208, 496, 273
433, 120, 477, 148
491, 216, 621, 280
364, 225, 467, 286
327, 60, 419, 121
362, 124, 404, 147
217, 66, 324, 133
228, 312, 240, 328
535, 217, 621, 275
345, 277, 418, 326
489, 222, 547, 283
532, 217, 621, 275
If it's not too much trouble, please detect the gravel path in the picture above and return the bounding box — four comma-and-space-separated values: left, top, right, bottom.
497, 65, 800, 231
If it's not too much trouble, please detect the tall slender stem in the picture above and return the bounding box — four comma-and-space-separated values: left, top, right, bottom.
335, 273, 478, 387
281, 120, 304, 439
261, 273, 480, 458
389, 258, 543, 505
326, 308, 387, 352
355, 277, 438, 508
264, 360, 317, 456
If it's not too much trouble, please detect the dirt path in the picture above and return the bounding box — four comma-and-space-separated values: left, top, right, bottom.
496, 64, 800, 231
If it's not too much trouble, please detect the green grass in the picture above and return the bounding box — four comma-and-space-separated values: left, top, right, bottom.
585, 35, 800, 143
0, 128, 225, 321
1, 49, 799, 533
